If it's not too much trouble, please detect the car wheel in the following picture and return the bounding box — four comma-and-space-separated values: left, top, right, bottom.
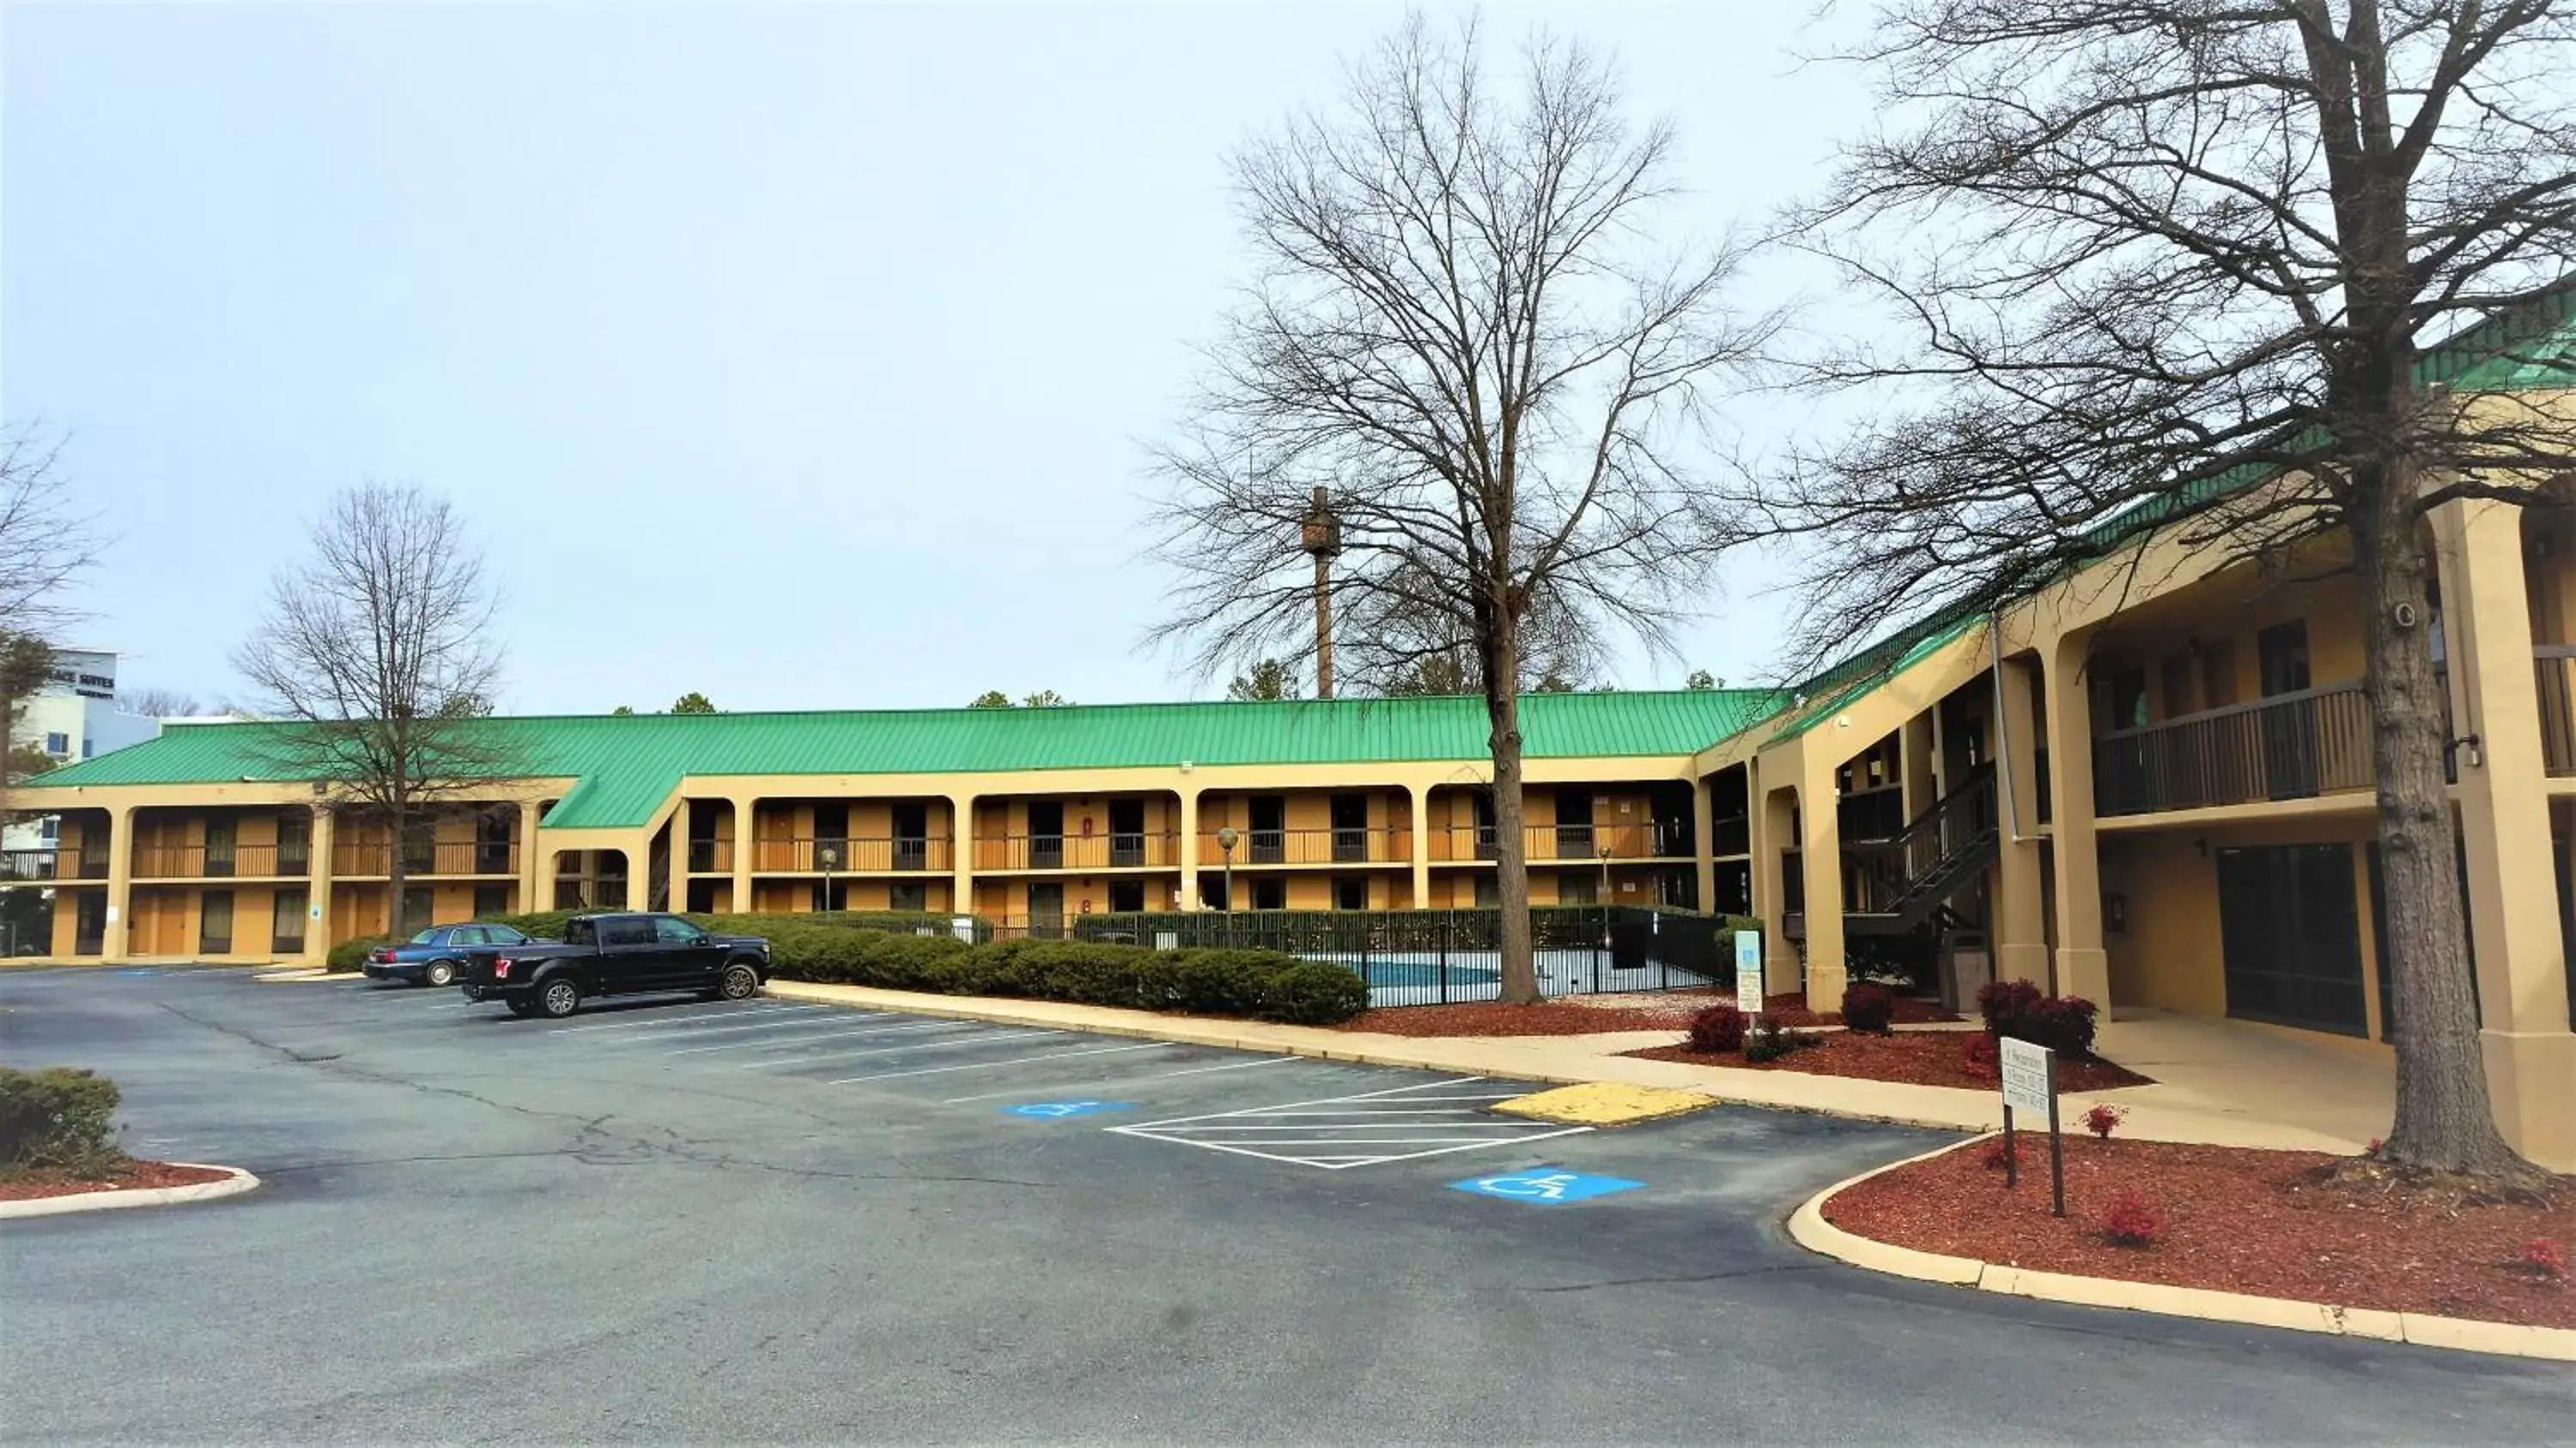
536, 976, 581, 1019
717, 963, 761, 1001
505, 995, 538, 1019
424, 959, 457, 989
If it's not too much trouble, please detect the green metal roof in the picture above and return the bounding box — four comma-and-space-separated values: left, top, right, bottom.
19, 689, 1790, 830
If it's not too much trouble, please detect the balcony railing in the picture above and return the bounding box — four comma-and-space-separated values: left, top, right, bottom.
1836, 787, 1907, 843
686, 839, 735, 873
974, 833, 1182, 871
748, 837, 952, 873
332, 842, 520, 877
1426, 821, 1693, 862
2540, 647, 2576, 777
1709, 814, 1751, 859
2093, 680, 2372, 817
1198, 827, 1407, 867
131, 843, 312, 879
0, 849, 109, 882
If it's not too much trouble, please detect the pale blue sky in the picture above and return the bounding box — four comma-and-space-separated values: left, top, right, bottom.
4, 2, 1863, 714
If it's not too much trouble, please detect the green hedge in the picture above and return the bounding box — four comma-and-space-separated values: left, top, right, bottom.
0, 1067, 122, 1175
486, 910, 981, 943
326, 934, 392, 972
759, 928, 1369, 1025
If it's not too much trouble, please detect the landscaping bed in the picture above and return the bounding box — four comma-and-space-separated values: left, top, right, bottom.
0, 1159, 234, 1202
1338, 991, 1955, 1037
1823, 1137, 2576, 1329
1627, 1031, 2153, 1091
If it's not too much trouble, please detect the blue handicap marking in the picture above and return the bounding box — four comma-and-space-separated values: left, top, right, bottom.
1450, 1167, 1643, 1205
1000, 1100, 1134, 1120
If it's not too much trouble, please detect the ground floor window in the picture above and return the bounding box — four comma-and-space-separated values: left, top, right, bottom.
1334, 876, 1367, 911
399, 886, 434, 935
890, 881, 929, 913
1472, 873, 1498, 909
811, 878, 850, 912
1250, 877, 1286, 911
2216, 843, 2365, 1037
1106, 879, 1144, 914
472, 884, 510, 919
1557, 869, 1597, 905
199, 890, 235, 956
271, 887, 308, 953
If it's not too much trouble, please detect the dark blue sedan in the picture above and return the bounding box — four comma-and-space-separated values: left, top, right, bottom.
364, 923, 534, 988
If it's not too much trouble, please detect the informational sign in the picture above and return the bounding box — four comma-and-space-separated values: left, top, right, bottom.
1999, 1037, 2052, 1114
1733, 929, 1763, 1013
951, 916, 978, 944
1450, 1168, 1643, 1206
1000, 1100, 1133, 1120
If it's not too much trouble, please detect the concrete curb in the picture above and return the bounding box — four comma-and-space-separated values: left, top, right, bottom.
252, 968, 337, 983
0, 1164, 261, 1220
1784, 1137, 2576, 1364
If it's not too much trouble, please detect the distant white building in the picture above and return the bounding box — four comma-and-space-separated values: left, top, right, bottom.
3, 648, 164, 851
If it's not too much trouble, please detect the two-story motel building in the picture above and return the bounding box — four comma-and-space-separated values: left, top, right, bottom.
9, 297, 2573, 1168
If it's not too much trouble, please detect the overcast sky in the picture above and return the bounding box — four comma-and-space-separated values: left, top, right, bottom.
4, 2, 1870, 715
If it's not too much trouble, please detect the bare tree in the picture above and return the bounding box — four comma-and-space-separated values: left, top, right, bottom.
0, 428, 101, 812
234, 483, 512, 937
118, 689, 205, 720
1767, 0, 2576, 1179
1151, 17, 1776, 1003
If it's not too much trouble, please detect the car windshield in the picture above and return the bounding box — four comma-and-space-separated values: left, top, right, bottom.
409, 928, 442, 945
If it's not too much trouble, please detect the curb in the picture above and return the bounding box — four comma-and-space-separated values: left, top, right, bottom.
0, 1164, 262, 1220
1784, 1137, 2576, 1364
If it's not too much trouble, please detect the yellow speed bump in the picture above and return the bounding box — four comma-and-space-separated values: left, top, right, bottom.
1489, 1082, 1713, 1127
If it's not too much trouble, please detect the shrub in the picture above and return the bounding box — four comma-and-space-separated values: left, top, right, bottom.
1981, 1135, 2017, 1171
2082, 1103, 2126, 1140
757, 928, 1371, 1025
1686, 1003, 1747, 1055
2522, 1238, 2567, 1281
327, 935, 392, 972
1840, 983, 1898, 1036
0, 1067, 122, 1175
2101, 1190, 2163, 1248
1960, 1033, 2000, 1082
1742, 1018, 1814, 1064
1975, 980, 2100, 1057
1264, 964, 1372, 1025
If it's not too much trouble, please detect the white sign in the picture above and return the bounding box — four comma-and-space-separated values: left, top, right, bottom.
951, 915, 977, 944
1999, 1037, 2055, 1115
1733, 930, 1763, 1013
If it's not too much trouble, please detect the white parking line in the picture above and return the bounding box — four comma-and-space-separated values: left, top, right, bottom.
1107, 1076, 1589, 1171
938, 1052, 1302, 1104
1154, 1055, 1301, 1079
547, 1004, 830, 1035
664, 1020, 963, 1056
605, 1012, 899, 1046
830, 1041, 1170, 1086
736, 1027, 1060, 1068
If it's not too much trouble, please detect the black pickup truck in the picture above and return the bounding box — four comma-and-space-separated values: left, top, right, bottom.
455, 912, 770, 1019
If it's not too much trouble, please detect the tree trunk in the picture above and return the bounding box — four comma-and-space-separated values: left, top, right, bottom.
386, 796, 410, 941
1485, 607, 1539, 1005
2355, 454, 2538, 1179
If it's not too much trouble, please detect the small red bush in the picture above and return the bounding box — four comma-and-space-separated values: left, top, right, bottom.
2524, 1238, 2567, 1281
2081, 1103, 2126, 1140
1686, 1003, 1748, 1055
2101, 1190, 2163, 1248
1840, 983, 1898, 1036
1981, 1136, 2017, 1171
1960, 1033, 2000, 1081
1975, 980, 2099, 1056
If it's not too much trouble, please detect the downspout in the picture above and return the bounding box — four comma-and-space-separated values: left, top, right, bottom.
1989, 607, 2026, 844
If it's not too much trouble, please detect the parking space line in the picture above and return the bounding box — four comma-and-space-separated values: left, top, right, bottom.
737, 1027, 1060, 1068
829, 1041, 1170, 1086
1106, 1074, 1593, 1171
1152, 1055, 1299, 1079
602, 1012, 902, 1046
937, 1052, 1303, 1104
664, 1020, 963, 1056
1119, 1075, 1490, 1129
547, 1005, 830, 1035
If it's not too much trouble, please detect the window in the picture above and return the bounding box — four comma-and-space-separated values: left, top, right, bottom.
472, 884, 510, 919
890, 882, 929, 913
489, 925, 530, 946
39, 817, 58, 843
1106, 879, 1144, 913
1334, 877, 1368, 911
1250, 878, 1286, 910
399, 886, 433, 935
653, 916, 708, 946
1473, 873, 1499, 909
81, 738, 94, 758
270, 888, 308, 952
600, 918, 653, 946
1558, 870, 1598, 905
42, 733, 68, 757
566, 918, 598, 946
410, 927, 444, 945
198, 890, 234, 955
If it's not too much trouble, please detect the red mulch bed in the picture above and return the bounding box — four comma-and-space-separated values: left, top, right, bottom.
1826, 1138, 2576, 1329
1626, 1031, 2154, 1091
1338, 992, 1956, 1038
0, 1159, 234, 1202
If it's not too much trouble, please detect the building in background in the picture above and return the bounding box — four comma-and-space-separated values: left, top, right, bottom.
3, 648, 161, 855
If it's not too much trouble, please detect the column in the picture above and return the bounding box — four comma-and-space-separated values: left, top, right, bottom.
732, 796, 758, 917
2436, 498, 2576, 1169
1755, 764, 1801, 994
1176, 787, 1200, 911
1690, 773, 1716, 914
667, 798, 691, 916
1899, 712, 1938, 822
1408, 783, 1432, 911
947, 794, 976, 923
102, 805, 135, 963
304, 806, 337, 964
2042, 633, 2111, 1005
1798, 757, 1846, 1011
1993, 655, 2049, 987
518, 800, 544, 913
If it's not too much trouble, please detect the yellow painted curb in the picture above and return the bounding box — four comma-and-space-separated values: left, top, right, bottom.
1491, 1081, 1716, 1126
1786, 1136, 2576, 1364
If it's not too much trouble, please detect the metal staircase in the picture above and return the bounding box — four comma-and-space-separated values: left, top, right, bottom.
1843, 763, 2000, 937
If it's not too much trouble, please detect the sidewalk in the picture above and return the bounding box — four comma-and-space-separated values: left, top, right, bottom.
760, 982, 2376, 1153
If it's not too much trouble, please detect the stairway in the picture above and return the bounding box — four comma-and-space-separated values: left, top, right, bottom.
1844, 764, 1999, 937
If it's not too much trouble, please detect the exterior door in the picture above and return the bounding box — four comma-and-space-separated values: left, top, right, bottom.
892, 802, 929, 873
74, 891, 106, 954
2257, 622, 2318, 799
2217, 843, 2366, 1036
1554, 793, 1595, 859
1028, 883, 1065, 939
1330, 794, 1370, 862
204, 817, 237, 879
653, 915, 726, 987
813, 804, 850, 873
272, 887, 308, 954
475, 811, 513, 874
1027, 803, 1065, 870
1248, 797, 1285, 864
592, 915, 667, 989
1108, 800, 1145, 867
198, 890, 234, 956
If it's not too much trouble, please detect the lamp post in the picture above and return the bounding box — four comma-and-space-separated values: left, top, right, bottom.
818, 843, 840, 914
1216, 826, 1239, 946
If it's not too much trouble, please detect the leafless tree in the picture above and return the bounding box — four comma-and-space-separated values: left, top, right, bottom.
234, 483, 513, 936
1150, 17, 1777, 1002
1766, 0, 2576, 1179
0, 428, 102, 813
118, 689, 205, 720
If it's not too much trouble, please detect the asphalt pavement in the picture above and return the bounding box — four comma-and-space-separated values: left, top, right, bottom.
1, 966, 2567, 1445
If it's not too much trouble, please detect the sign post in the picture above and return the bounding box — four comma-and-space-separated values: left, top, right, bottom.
1732, 930, 1763, 1019
1997, 1036, 2065, 1216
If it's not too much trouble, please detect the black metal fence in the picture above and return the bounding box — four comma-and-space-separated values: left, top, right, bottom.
1071, 905, 1743, 1007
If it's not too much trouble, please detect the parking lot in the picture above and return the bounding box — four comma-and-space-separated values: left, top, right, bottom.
3, 967, 2568, 1444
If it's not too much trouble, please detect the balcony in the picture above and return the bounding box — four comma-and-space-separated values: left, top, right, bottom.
131, 843, 312, 879
1197, 826, 1407, 867
1427, 820, 1693, 862
2093, 681, 2372, 817
0, 848, 93, 882
1709, 814, 1751, 858
974, 832, 1182, 872
686, 839, 735, 873
746, 837, 952, 873
331, 841, 520, 877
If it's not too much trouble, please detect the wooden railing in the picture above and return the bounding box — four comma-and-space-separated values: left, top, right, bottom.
331, 842, 520, 876
1425, 820, 1692, 862
1197, 827, 1407, 867
974, 833, 1184, 871
130, 843, 311, 879
2093, 680, 2372, 816
747, 837, 953, 873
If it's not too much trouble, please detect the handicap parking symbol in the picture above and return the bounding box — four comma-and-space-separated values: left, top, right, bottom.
1450, 1167, 1643, 1205
1000, 1100, 1133, 1120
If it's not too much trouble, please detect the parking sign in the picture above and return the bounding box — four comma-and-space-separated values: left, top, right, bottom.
1734, 929, 1763, 1013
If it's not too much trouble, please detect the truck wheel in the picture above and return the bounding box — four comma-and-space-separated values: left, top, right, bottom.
424, 959, 457, 989
506, 995, 538, 1019
716, 963, 761, 1001
536, 976, 582, 1019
